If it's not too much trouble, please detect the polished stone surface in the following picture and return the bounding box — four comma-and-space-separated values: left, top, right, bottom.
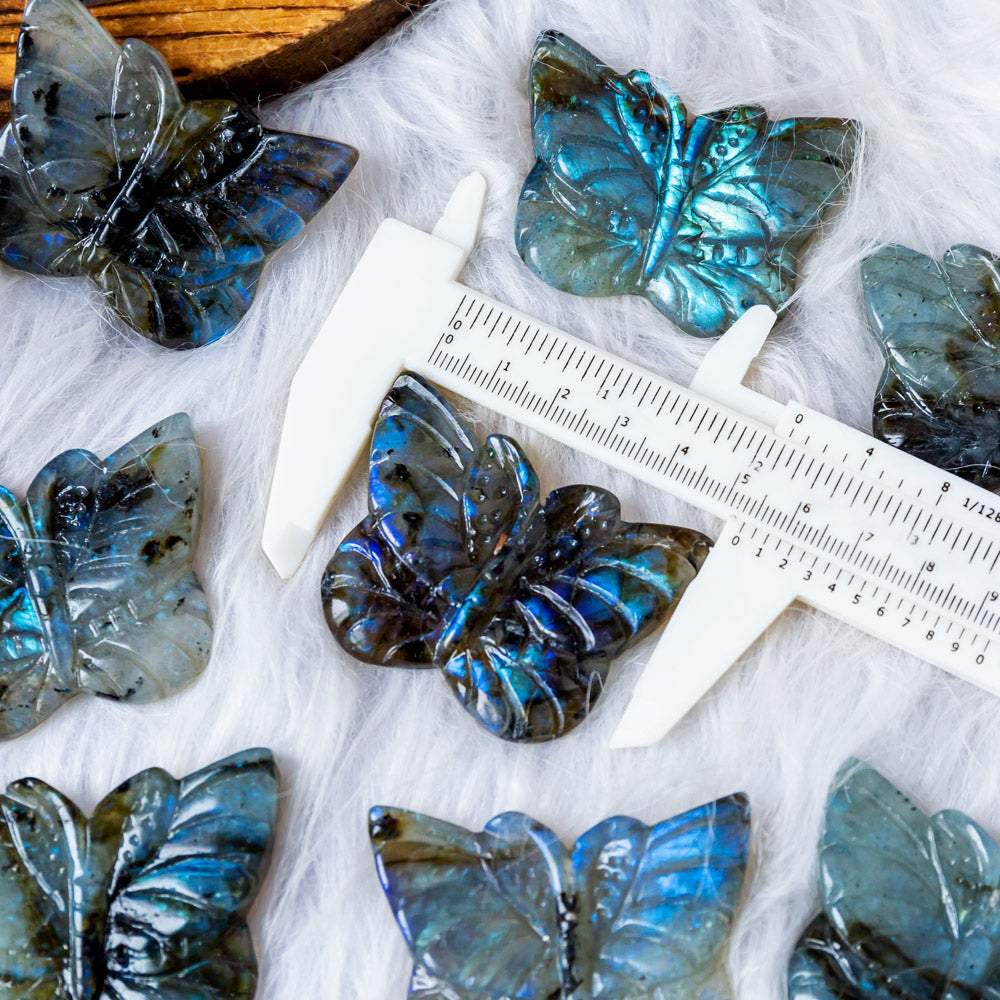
0, 0, 357, 349
322, 372, 711, 742
788, 759, 1000, 1000
370, 795, 750, 999
0, 748, 277, 1000
515, 30, 858, 338
863, 243, 1000, 491
0, 413, 211, 739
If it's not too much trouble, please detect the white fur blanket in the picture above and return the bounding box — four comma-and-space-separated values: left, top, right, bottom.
2, 0, 1000, 997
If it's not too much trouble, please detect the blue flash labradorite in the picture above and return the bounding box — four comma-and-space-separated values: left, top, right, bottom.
788, 760, 1000, 1000
862, 244, 1000, 491
370, 797, 750, 999
0, 0, 358, 349
321, 372, 711, 743
0, 748, 277, 1000
515, 30, 858, 338
0, 414, 211, 739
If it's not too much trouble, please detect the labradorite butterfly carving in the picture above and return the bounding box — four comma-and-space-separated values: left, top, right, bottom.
0, 0, 358, 349
370, 796, 750, 999
515, 30, 859, 338
0, 748, 277, 1000
788, 759, 1000, 1000
321, 372, 710, 743
862, 244, 1000, 491
0, 413, 211, 739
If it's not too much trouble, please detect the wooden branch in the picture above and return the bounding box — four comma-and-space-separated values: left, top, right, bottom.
0, 0, 436, 121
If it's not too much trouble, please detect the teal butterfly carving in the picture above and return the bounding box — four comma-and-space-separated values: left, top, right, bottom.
0, 748, 277, 1000
0, 413, 211, 739
321, 372, 711, 743
516, 30, 859, 337
370, 795, 750, 999
789, 759, 1000, 1000
0, 0, 357, 348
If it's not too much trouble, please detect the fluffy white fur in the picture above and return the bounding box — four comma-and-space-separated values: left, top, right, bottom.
2, 0, 1000, 996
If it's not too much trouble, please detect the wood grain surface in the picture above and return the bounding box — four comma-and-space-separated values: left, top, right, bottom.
0, 0, 436, 120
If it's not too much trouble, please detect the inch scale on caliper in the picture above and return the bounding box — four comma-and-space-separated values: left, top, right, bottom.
262, 173, 1000, 748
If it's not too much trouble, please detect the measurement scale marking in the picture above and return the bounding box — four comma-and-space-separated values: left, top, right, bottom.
426, 295, 1000, 660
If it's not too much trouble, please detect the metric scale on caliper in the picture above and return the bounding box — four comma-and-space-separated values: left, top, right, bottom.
263, 173, 1000, 749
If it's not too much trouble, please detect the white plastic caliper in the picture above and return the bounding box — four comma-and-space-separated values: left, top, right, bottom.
264, 173, 1000, 748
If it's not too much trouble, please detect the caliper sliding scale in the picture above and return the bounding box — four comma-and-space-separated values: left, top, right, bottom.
263, 173, 1000, 749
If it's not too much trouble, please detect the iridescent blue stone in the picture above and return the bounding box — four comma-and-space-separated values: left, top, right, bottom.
0, 0, 357, 349
0, 748, 277, 1000
321, 372, 711, 743
0, 413, 211, 739
515, 30, 858, 338
370, 795, 750, 999
788, 759, 1000, 1000
862, 244, 1000, 491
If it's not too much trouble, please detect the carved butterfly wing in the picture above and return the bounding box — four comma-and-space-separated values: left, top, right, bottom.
369, 806, 567, 1000
515, 30, 683, 303
644, 109, 857, 337
862, 244, 1000, 491
322, 375, 540, 667
0, 778, 88, 997
788, 760, 1000, 1000
441, 485, 710, 741
5, 0, 124, 222
97, 749, 278, 1000
515, 31, 857, 338
0, 0, 185, 271
365, 373, 480, 582
461, 434, 541, 565
0, 0, 357, 348
323, 373, 479, 665
572, 795, 750, 999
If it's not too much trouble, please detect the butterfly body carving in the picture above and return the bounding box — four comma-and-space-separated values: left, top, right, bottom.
321, 372, 711, 742
370, 796, 750, 999
862, 244, 1000, 492
515, 30, 858, 338
0, 0, 358, 348
0, 413, 211, 739
0, 748, 277, 1000
789, 759, 1000, 1000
